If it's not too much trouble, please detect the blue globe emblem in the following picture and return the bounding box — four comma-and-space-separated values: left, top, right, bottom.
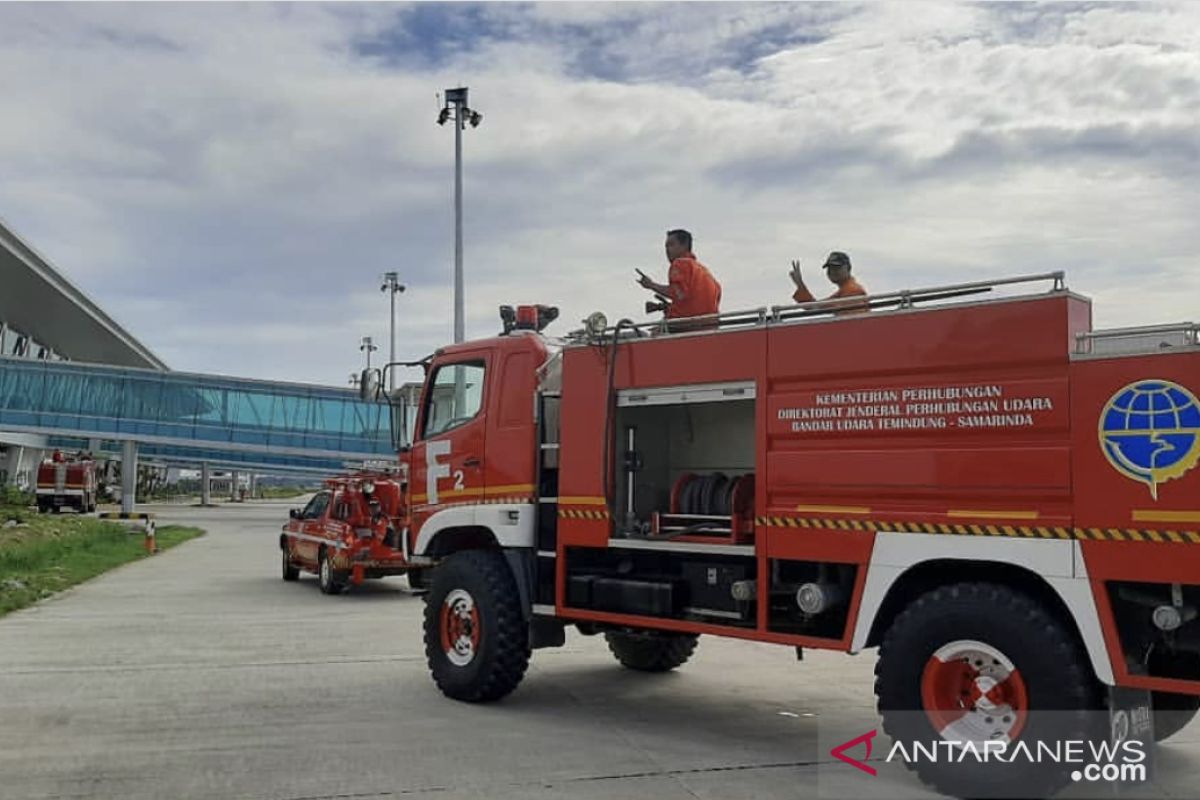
1099, 380, 1200, 499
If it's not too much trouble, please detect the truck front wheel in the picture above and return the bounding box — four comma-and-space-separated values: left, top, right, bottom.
281, 544, 300, 582
875, 582, 1102, 799
424, 550, 529, 702
605, 631, 698, 672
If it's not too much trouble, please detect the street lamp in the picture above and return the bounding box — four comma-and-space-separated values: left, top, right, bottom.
359, 336, 378, 371
380, 272, 406, 392
437, 86, 482, 344
349, 372, 361, 388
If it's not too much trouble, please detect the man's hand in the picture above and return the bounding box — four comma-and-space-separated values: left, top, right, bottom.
789, 259, 806, 290
636, 268, 656, 290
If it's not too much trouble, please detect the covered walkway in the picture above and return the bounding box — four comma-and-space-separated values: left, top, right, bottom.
0, 355, 394, 507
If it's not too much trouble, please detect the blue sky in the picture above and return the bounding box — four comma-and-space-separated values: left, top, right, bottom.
1, 2, 1197, 385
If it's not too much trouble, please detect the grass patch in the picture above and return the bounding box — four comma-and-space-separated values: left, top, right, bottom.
257, 485, 311, 500
0, 510, 204, 616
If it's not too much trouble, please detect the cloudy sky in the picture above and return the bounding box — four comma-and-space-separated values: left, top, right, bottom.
2, 2, 1197, 385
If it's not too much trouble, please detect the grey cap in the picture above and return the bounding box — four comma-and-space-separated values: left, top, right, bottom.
823, 251, 851, 270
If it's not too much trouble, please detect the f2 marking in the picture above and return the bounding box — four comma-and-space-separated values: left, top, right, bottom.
425, 441, 451, 505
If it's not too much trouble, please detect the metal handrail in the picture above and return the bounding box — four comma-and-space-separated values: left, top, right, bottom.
1076, 322, 1198, 341
770, 270, 1066, 320
1074, 322, 1198, 354
576, 270, 1067, 342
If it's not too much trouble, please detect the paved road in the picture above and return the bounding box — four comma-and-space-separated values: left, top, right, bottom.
1, 502, 1197, 800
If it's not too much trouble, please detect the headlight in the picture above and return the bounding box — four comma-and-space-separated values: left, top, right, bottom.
362, 481, 376, 494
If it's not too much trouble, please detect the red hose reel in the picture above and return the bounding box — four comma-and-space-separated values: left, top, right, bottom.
663, 472, 756, 542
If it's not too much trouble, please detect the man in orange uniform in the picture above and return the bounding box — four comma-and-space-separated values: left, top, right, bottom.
637, 229, 722, 320
789, 251, 869, 315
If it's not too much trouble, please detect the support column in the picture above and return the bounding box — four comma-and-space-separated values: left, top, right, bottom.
121, 440, 138, 514
248, 473, 258, 499
230, 470, 240, 501
3, 446, 24, 487
201, 462, 211, 506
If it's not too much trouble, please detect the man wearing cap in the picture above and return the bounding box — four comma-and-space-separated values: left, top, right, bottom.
789, 251, 869, 315
637, 229, 722, 321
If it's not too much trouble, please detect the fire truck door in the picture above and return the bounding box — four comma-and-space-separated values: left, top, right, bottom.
410, 357, 489, 533
295, 491, 331, 564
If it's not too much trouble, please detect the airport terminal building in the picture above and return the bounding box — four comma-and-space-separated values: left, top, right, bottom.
0, 218, 167, 488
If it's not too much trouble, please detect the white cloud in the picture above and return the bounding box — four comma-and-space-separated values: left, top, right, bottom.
0, 2, 1196, 384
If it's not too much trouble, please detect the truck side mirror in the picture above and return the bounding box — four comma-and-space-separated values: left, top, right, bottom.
289, 508, 301, 520
359, 368, 381, 401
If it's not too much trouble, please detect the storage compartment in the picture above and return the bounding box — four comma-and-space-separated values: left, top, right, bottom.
612, 391, 756, 542
564, 546, 757, 627
681, 562, 754, 620
766, 560, 858, 640
568, 574, 596, 607
592, 577, 680, 617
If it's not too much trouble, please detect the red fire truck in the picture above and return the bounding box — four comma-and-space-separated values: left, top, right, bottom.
361, 276, 1200, 796
35, 452, 98, 514
279, 472, 420, 594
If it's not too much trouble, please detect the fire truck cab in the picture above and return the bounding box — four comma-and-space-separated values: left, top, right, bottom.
279, 472, 416, 594
366, 274, 1200, 797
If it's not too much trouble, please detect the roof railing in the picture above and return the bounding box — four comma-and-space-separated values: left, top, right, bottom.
573, 271, 1067, 342
1074, 322, 1198, 355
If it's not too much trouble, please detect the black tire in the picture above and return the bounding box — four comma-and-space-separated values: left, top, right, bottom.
317, 549, 345, 595
605, 631, 699, 672
875, 582, 1103, 799
281, 544, 300, 582
424, 550, 529, 702
1152, 690, 1200, 742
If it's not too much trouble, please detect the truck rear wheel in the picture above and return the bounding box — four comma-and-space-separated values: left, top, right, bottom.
875, 582, 1102, 799
605, 631, 698, 672
317, 550, 345, 595
424, 550, 529, 702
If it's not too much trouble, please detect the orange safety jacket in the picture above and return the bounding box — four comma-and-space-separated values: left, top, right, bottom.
666, 254, 722, 319
793, 277, 869, 315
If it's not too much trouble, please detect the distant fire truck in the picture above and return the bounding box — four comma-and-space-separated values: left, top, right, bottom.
360, 276, 1200, 796
279, 472, 421, 594
35, 452, 98, 514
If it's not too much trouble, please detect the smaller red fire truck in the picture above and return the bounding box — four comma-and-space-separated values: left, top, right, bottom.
35, 452, 98, 514
279, 472, 420, 594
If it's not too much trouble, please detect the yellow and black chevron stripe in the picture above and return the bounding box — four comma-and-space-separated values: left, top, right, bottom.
98, 512, 155, 521
755, 516, 1200, 543
559, 508, 611, 521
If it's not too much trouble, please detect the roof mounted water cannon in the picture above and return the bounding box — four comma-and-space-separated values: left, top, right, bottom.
500, 304, 559, 335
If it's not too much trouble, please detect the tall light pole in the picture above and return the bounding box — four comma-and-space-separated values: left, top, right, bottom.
437, 87, 482, 344
380, 272, 406, 392
359, 336, 377, 371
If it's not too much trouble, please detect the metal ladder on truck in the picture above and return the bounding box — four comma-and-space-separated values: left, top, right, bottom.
533, 388, 560, 614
